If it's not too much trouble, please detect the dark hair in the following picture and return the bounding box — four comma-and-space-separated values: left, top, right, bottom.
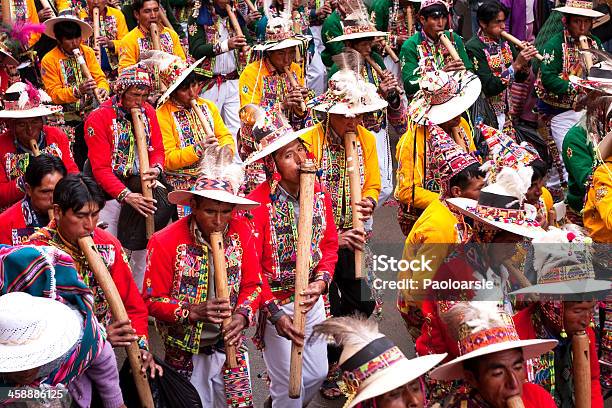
420, 3, 449, 19
175, 72, 200, 92
449, 163, 485, 190
53, 174, 106, 214
53, 21, 82, 41
133, 0, 159, 12
530, 158, 548, 182
476, 1, 509, 25
24, 155, 67, 188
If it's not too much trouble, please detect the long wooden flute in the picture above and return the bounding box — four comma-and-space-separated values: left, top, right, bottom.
292, 10, 303, 64
210, 231, 238, 368
344, 132, 364, 279
506, 396, 525, 408
158, 8, 172, 28
92, 7, 102, 64
1, 0, 13, 24
78, 235, 155, 408
226, 4, 249, 54
579, 35, 593, 71
284, 66, 307, 113
364, 54, 404, 96
130, 108, 156, 239
288, 158, 317, 398
572, 330, 591, 408
500, 31, 543, 62
383, 43, 399, 63
244, 0, 257, 12
72, 48, 103, 104
406, 5, 413, 36
438, 31, 461, 62
190, 99, 216, 141
149, 22, 161, 50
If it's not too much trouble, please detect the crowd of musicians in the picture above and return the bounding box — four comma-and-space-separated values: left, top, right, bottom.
0, 0, 611, 406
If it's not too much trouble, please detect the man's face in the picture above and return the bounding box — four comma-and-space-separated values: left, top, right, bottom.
273, 139, 307, 186
55, 202, 100, 245
348, 38, 374, 58
190, 197, 235, 238
375, 379, 424, 408
12, 117, 44, 147
525, 177, 545, 205
88, 0, 106, 12
480, 11, 506, 39
135, 0, 160, 29
487, 230, 523, 266
172, 82, 198, 107
121, 86, 149, 110
329, 113, 363, 136
58, 36, 82, 54
563, 301, 595, 337
26, 171, 64, 214
419, 11, 448, 38
439, 116, 462, 132
267, 47, 296, 72
450, 176, 484, 200
566, 15, 592, 39
465, 349, 526, 408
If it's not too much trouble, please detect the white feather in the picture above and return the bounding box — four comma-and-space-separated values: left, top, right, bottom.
311, 315, 383, 347
441, 301, 504, 341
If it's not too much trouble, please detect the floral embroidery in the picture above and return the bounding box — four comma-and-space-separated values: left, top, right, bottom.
566, 147, 573, 159
596, 186, 608, 202
188, 24, 198, 36
4, 143, 63, 180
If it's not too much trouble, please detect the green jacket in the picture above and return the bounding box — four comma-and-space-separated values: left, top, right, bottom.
399, 30, 473, 96
562, 124, 594, 213
321, 11, 344, 68
122, 0, 185, 38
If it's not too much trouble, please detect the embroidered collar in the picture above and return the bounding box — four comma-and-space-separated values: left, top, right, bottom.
276, 183, 299, 203
420, 29, 440, 45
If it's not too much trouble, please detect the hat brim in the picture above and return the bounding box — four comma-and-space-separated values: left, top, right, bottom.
44, 17, 93, 39
157, 57, 206, 107
243, 127, 310, 165
168, 189, 260, 209
430, 339, 558, 381
253, 36, 311, 51
511, 279, 612, 295
313, 99, 389, 116
446, 197, 545, 239
0, 105, 61, 119
328, 31, 389, 43
348, 354, 447, 408
569, 75, 612, 95
425, 73, 482, 124
0, 48, 18, 66
553, 6, 604, 17
0, 296, 82, 373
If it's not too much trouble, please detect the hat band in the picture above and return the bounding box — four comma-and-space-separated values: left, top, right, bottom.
565, 0, 593, 9
3, 100, 43, 111
343, 24, 378, 36
257, 126, 294, 150
473, 203, 536, 225
341, 344, 405, 394
540, 263, 596, 284
192, 178, 233, 194
459, 325, 521, 355
425, 77, 460, 106
266, 29, 295, 42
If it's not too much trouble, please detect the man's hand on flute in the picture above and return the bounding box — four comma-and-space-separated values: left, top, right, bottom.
338, 229, 366, 251
378, 71, 400, 99
78, 78, 97, 96
442, 59, 465, 72
315, 3, 332, 19
274, 315, 305, 347
107, 319, 139, 347
140, 350, 164, 378
356, 197, 375, 220
188, 298, 232, 324
97, 88, 109, 101
512, 43, 539, 72
228, 35, 248, 51
283, 89, 306, 112
124, 192, 157, 217
245, 9, 262, 25
299, 281, 327, 313
37, 7, 54, 21
223, 313, 248, 347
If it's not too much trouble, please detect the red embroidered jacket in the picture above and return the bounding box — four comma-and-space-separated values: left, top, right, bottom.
0, 201, 34, 245
0, 125, 78, 208
143, 215, 263, 354
84, 99, 165, 199
514, 304, 604, 408
28, 223, 150, 346
246, 181, 339, 305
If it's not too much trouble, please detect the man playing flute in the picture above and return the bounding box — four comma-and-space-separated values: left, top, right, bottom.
242, 105, 338, 407
143, 146, 263, 408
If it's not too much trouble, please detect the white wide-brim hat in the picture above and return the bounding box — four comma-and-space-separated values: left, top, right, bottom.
168, 187, 259, 210
0, 47, 18, 66
253, 35, 311, 52
244, 127, 310, 165
348, 353, 447, 408
512, 279, 611, 295
44, 16, 93, 40
157, 57, 205, 107
0, 105, 61, 119
313, 98, 388, 116
446, 197, 545, 239
427, 73, 482, 125
328, 30, 389, 43
0, 292, 82, 373
554, 4, 604, 17
429, 338, 558, 381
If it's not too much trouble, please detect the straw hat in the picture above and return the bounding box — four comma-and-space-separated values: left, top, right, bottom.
168, 146, 260, 209
446, 166, 545, 239
569, 55, 612, 95
0, 82, 61, 119
44, 15, 93, 40
327, 11, 388, 43
408, 69, 482, 125
313, 316, 447, 408
311, 49, 388, 116
429, 301, 557, 381
512, 227, 611, 295
0, 292, 82, 373
554, 0, 604, 18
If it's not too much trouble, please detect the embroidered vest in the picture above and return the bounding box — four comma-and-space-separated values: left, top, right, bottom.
84, 13, 120, 70
105, 106, 152, 177
4, 142, 63, 181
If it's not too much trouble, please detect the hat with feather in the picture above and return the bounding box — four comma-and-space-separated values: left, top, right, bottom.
569, 50, 612, 95
168, 146, 259, 209
313, 315, 447, 408
253, 0, 310, 51
0, 82, 61, 118
328, 0, 387, 43
429, 301, 557, 381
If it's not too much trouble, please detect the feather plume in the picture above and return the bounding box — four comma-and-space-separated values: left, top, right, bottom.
140, 50, 180, 73
0, 22, 45, 52
311, 315, 383, 347
589, 49, 612, 69
198, 146, 244, 194
441, 301, 504, 341
263, 0, 274, 19
284, 0, 293, 14
332, 47, 362, 74
485, 166, 532, 204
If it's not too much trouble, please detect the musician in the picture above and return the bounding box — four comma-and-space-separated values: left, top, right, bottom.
143, 147, 263, 407
40, 16, 110, 169
243, 107, 339, 407
399, 0, 473, 96
465, 1, 539, 131
84, 64, 165, 288
117, 0, 186, 71
320, 0, 349, 67
80, 0, 129, 78
583, 130, 612, 242
188, 0, 251, 138
0, 82, 78, 210
536, 0, 603, 202
155, 55, 236, 192
0, 155, 66, 245
27, 174, 161, 377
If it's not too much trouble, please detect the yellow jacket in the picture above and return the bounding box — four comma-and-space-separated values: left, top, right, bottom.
583, 160, 612, 243
395, 118, 475, 211
41, 45, 110, 105
238, 60, 304, 108
117, 26, 185, 71
300, 123, 381, 203
156, 98, 234, 171
79, 6, 128, 52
